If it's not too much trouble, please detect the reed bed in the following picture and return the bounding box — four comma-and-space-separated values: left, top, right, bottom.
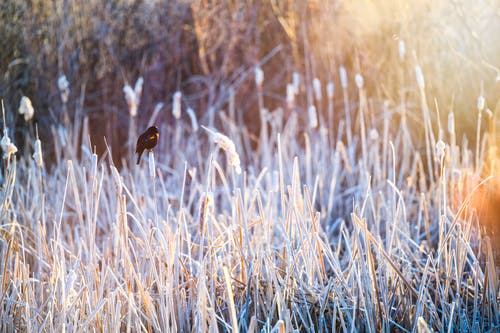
0, 65, 499, 332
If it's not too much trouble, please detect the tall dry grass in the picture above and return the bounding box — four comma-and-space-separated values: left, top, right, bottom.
1, 55, 499, 331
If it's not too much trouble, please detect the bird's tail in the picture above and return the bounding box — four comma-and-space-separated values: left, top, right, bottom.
136, 152, 142, 165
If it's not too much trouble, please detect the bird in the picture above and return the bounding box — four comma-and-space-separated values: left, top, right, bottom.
136, 126, 159, 165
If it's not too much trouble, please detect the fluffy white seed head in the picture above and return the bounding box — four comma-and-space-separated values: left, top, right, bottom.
173, 91, 182, 119
355, 74, 364, 89
286, 84, 295, 109
33, 138, 43, 168
293, 71, 300, 94
448, 112, 455, 134
339, 66, 348, 88
58, 75, 70, 104
308, 105, 318, 129
415, 65, 425, 89
149, 151, 156, 179
313, 78, 322, 101
398, 39, 406, 61
123, 84, 137, 117
477, 95, 485, 111
19, 96, 34, 121
255, 66, 264, 88
436, 140, 446, 160
326, 82, 334, 99
1, 132, 17, 159
369, 128, 379, 141
134, 77, 144, 102
212, 132, 241, 174
186, 107, 198, 132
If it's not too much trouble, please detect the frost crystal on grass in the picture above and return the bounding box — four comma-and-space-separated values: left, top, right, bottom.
173, 91, 182, 119
19, 96, 34, 121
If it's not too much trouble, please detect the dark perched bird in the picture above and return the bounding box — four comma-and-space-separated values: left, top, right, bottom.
136, 126, 159, 164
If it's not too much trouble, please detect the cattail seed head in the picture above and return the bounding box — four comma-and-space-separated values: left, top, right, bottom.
212, 132, 242, 174
19, 96, 34, 121
33, 138, 43, 168
369, 128, 379, 141
308, 105, 318, 129
123, 84, 137, 117
186, 107, 198, 132
286, 84, 295, 109
58, 75, 70, 104
1, 131, 17, 159
326, 82, 334, 99
293, 71, 300, 94
398, 39, 406, 61
447, 112, 455, 134
436, 140, 446, 160
355, 74, 364, 89
149, 151, 156, 179
255, 66, 264, 89
339, 66, 348, 88
313, 78, 322, 101
415, 65, 425, 89
477, 95, 485, 111
173, 91, 182, 119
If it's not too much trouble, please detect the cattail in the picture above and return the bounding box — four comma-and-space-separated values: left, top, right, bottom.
212, 132, 242, 174
326, 82, 334, 99
134, 77, 144, 102
293, 71, 300, 94
18, 96, 34, 121
123, 77, 143, 117
173, 91, 182, 119
123, 84, 137, 117
255, 66, 264, 90
447, 112, 455, 134
149, 151, 156, 179
58, 75, 70, 104
355, 74, 364, 89
286, 84, 295, 109
398, 39, 406, 61
415, 65, 425, 89
308, 105, 318, 129
1, 130, 17, 159
369, 128, 379, 141
477, 95, 485, 112
339, 66, 348, 88
436, 140, 446, 161
33, 138, 43, 168
186, 107, 198, 132
313, 78, 322, 101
